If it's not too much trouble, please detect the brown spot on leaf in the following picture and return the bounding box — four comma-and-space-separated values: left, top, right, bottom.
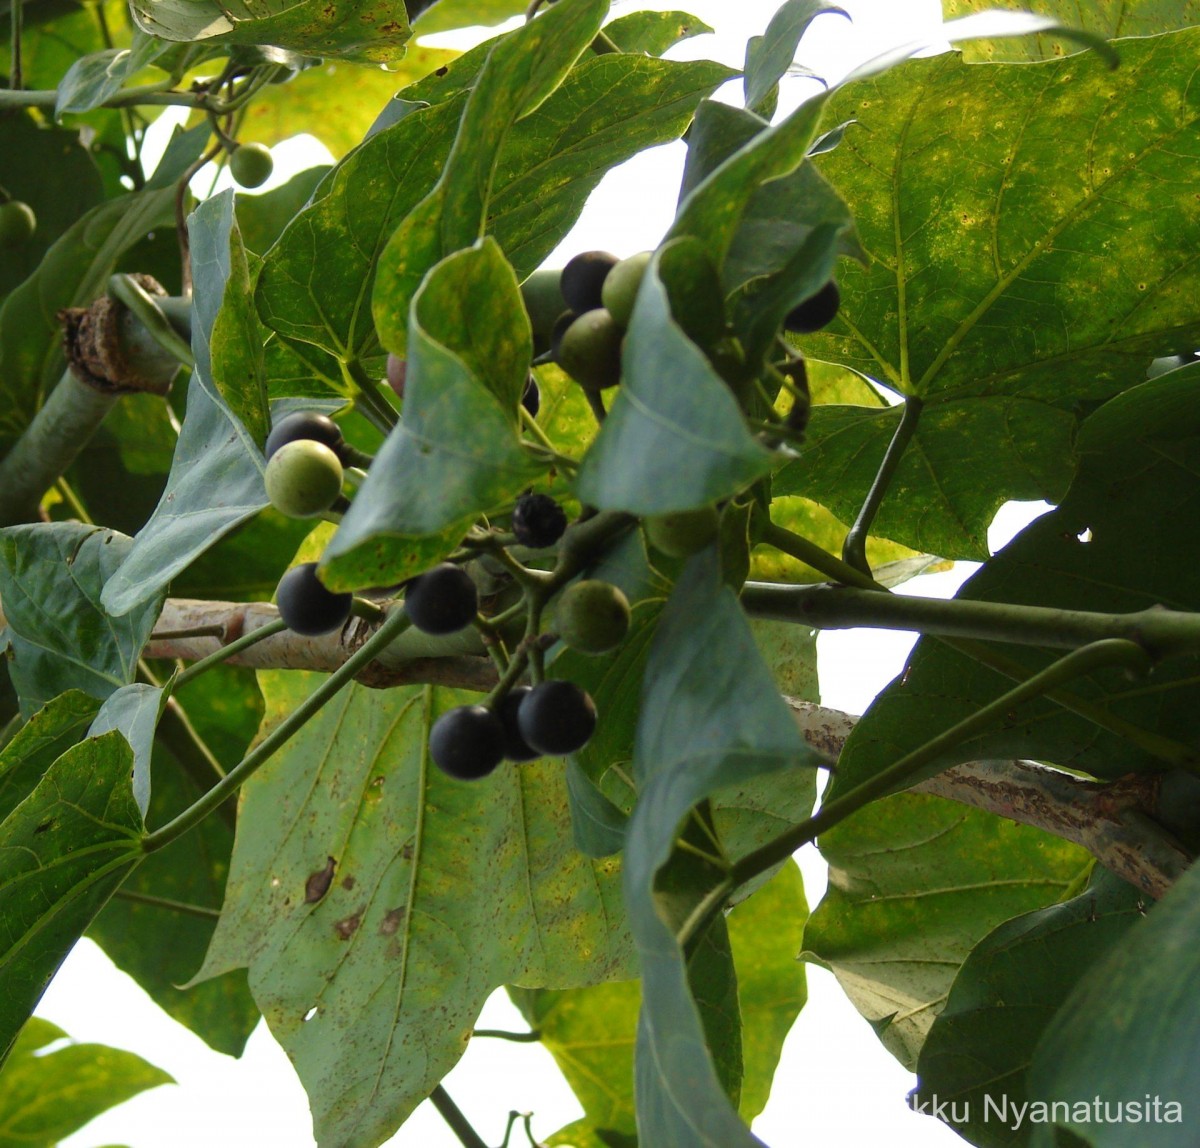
305, 856, 337, 903
335, 910, 363, 939
342, 875, 356, 890
379, 907, 406, 935
401, 842, 414, 860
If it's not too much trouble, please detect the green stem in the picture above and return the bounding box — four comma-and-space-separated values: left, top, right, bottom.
429, 1085, 488, 1148
143, 609, 412, 854
174, 618, 289, 688
344, 359, 398, 433
0, 81, 184, 109
842, 395, 923, 576
10, 0, 23, 90
113, 888, 221, 920
472, 1028, 542, 1042
739, 581, 1200, 660
757, 521, 885, 591
726, 639, 1152, 891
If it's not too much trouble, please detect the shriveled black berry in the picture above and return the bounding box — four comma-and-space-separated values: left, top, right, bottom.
266, 412, 345, 462
276, 563, 353, 636
498, 686, 539, 762
512, 493, 567, 549
404, 563, 478, 634
517, 680, 597, 756
561, 251, 618, 314
429, 705, 506, 779
521, 374, 541, 418
783, 280, 840, 334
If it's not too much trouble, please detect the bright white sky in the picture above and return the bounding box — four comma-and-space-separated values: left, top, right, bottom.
35, 2, 1054, 1146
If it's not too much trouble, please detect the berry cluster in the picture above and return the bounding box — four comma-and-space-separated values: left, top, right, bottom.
260, 411, 623, 784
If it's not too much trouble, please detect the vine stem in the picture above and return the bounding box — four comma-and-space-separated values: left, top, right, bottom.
10, 0, 23, 90
142, 608, 413, 854
842, 395, 923, 575
724, 639, 1152, 893
174, 618, 289, 688
739, 581, 1200, 660
429, 1085, 488, 1148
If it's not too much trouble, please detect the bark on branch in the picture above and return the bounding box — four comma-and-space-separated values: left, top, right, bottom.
785, 699, 1191, 900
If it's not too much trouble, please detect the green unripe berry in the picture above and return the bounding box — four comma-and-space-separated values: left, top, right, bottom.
646, 505, 720, 558
230, 142, 274, 189
555, 580, 631, 656
601, 251, 651, 329
0, 201, 37, 247
557, 309, 623, 392
264, 439, 344, 519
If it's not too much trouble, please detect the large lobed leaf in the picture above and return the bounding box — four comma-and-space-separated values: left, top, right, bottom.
777, 29, 1200, 558
196, 673, 633, 1148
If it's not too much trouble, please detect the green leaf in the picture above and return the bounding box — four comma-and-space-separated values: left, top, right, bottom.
54, 35, 173, 115
89, 682, 166, 817
942, 0, 1200, 62
915, 868, 1144, 1148
241, 44, 460, 159
782, 32, 1200, 557
514, 859, 808, 1146
411, 0, 525, 33
623, 553, 820, 1147
743, 1, 848, 113
371, 0, 609, 353
0, 185, 176, 448
0, 732, 144, 1065
1027, 860, 1200, 1146
603, 9, 713, 56
0, 1016, 172, 1147
575, 247, 774, 515
102, 193, 273, 617
196, 674, 633, 1148
321, 240, 542, 590
0, 524, 164, 717
803, 793, 1091, 1071
0, 692, 102, 823
828, 365, 1200, 807
128, 0, 413, 63
0, 113, 103, 309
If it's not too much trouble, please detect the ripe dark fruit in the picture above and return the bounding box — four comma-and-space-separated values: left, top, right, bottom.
511, 493, 567, 549
404, 563, 478, 634
230, 142, 274, 188
521, 374, 540, 418
264, 440, 344, 519
561, 251, 618, 314
601, 251, 651, 329
557, 309, 623, 392
276, 563, 353, 636
517, 680, 597, 756
498, 686, 539, 762
646, 505, 720, 558
265, 411, 345, 461
0, 201, 37, 247
429, 705, 506, 779
549, 310, 577, 361
386, 354, 407, 398
784, 280, 840, 334
555, 580, 630, 656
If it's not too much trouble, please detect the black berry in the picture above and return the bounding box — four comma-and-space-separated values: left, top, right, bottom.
266, 412, 346, 462
429, 705, 506, 779
561, 251, 618, 314
498, 686, 540, 762
549, 310, 577, 361
517, 680, 597, 756
404, 563, 478, 634
783, 280, 840, 334
512, 493, 567, 549
276, 563, 353, 636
